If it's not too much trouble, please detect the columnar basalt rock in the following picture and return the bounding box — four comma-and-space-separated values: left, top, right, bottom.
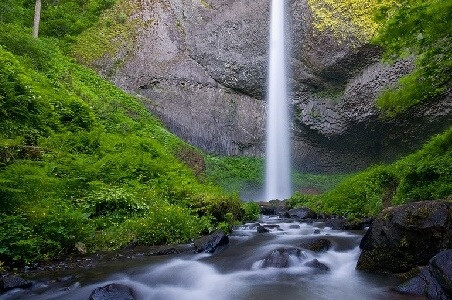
84, 0, 452, 172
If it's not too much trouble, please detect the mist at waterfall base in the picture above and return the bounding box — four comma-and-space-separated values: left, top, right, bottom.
264, 0, 292, 201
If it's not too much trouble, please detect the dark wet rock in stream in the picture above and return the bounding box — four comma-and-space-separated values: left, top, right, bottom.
259, 200, 288, 216
263, 224, 281, 230
299, 238, 332, 252
259, 205, 276, 216
288, 207, 317, 219
357, 201, 452, 273
153, 247, 180, 256
325, 217, 372, 230
261, 247, 307, 268
0, 276, 32, 293
257, 225, 270, 233
305, 259, 330, 272
89, 283, 135, 300
430, 250, 452, 295
324, 218, 347, 230
395, 250, 452, 300
194, 230, 229, 253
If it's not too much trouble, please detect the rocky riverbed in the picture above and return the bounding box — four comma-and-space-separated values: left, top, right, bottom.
1, 201, 451, 300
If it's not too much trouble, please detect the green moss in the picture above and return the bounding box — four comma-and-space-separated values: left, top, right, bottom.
357, 248, 415, 273
199, 0, 211, 9
306, 0, 395, 42
72, 0, 145, 67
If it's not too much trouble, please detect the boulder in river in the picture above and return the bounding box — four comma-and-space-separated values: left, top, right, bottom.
357, 201, 452, 273
305, 259, 330, 271
430, 249, 452, 295
89, 283, 135, 300
0, 276, 32, 293
299, 238, 332, 252
257, 225, 270, 233
194, 230, 229, 253
262, 247, 306, 268
288, 207, 317, 219
395, 249, 452, 300
325, 217, 372, 230
259, 200, 288, 216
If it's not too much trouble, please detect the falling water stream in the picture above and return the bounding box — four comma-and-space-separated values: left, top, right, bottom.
265, 0, 292, 201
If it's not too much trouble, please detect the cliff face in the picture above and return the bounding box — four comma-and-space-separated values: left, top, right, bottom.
81, 0, 452, 172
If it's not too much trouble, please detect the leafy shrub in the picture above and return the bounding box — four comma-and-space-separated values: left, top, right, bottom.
0, 214, 41, 265
241, 201, 260, 222
123, 204, 203, 245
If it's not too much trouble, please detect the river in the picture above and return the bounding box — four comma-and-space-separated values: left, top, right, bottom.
1, 216, 424, 300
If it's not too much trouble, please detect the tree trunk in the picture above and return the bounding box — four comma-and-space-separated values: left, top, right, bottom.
33, 0, 42, 38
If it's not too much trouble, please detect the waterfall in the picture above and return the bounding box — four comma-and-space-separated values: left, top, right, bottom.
265, 0, 291, 201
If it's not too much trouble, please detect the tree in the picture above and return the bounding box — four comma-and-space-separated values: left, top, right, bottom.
33, 0, 41, 38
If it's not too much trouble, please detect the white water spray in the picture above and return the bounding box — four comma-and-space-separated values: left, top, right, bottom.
265, 0, 291, 201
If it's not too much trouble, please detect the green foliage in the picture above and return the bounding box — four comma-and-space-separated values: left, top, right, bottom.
292, 173, 347, 193
289, 129, 452, 218
205, 155, 264, 193
0, 0, 33, 27
375, 0, 452, 116
241, 202, 260, 222
0, 23, 241, 266
0, 0, 115, 47
72, 0, 143, 67
122, 204, 203, 246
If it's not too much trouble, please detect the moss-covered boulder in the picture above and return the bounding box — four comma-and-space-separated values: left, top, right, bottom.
357, 201, 452, 273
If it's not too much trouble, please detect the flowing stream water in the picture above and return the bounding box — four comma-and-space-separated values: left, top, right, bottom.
265, 0, 292, 201
2, 217, 421, 300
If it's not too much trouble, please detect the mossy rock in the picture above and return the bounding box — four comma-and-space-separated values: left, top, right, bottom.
357, 201, 452, 273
